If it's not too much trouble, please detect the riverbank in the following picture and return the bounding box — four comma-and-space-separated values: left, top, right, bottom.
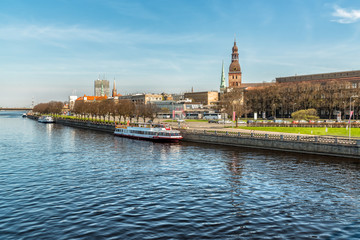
180, 129, 360, 159
28, 116, 360, 159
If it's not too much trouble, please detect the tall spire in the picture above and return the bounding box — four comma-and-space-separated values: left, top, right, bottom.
231, 40, 239, 63
220, 60, 226, 93
112, 78, 117, 97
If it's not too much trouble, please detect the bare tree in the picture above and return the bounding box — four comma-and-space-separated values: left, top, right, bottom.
135, 103, 145, 123
117, 100, 135, 123
221, 89, 247, 127
98, 101, 109, 121
107, 101, 116, 122
33, 101, 63, 115
144, 103, 159, 122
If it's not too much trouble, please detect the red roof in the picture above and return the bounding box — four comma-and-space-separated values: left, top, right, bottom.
76, 94, 108, 101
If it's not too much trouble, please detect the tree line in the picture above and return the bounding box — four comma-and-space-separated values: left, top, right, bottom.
32, 101, 64, 114
33, 99, 160, 123
72, 99, 159, 123
221, 80, 360, 120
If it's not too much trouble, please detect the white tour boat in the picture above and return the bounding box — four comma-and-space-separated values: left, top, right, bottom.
114, 123, 183, 142
38, 115, 55, 123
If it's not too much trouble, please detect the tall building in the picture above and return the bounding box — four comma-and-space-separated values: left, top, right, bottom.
220, 61, 226, 93
94, 79, 110, 97
228, 40, 242, 88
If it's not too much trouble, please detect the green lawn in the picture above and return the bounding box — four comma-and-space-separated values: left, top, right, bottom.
233, 126, 360, 137
164, 119, 208, 122
184, 119, 208, 122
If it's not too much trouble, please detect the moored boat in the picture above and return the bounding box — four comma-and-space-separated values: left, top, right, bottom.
114, 123, 182, 142
38, 115, 54, 123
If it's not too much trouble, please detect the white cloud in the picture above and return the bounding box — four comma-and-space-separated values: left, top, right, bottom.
332, 5, 360, 24
0, 24, 209, 46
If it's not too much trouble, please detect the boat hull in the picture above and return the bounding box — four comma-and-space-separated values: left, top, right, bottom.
114, 123, 182, 142
114, 133, 182, 142
38, 120, 54, 123
38, 116, 55, 123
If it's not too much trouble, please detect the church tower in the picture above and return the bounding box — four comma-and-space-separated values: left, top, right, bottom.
228, 39, 242, 88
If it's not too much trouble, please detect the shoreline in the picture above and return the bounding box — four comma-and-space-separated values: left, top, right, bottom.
28, 116, 360, 159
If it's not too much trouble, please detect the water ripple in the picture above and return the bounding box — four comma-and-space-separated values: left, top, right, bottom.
0, 115, 360, 239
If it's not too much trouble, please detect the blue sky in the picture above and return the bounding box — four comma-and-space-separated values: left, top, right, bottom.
1, 0, 360, 107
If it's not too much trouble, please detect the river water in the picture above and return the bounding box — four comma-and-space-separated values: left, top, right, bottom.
1, 111, 360, 239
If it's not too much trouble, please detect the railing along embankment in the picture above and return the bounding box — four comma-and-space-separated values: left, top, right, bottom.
248, 122, 360, 128
180, 129, 360, 159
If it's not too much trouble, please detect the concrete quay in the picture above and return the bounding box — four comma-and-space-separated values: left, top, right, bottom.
170, 121, 360, 159
179, 129, 360, 159
28, 115, 115, 133
29, 117, 360, 159
56, 119, 115, 133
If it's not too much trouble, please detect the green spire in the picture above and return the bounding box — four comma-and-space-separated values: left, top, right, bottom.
220, 60, 226, 92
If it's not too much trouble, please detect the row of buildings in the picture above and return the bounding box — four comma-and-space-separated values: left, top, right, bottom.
68, 39, 360, 119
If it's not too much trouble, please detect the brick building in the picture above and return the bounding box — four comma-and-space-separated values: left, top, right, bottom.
276, 70, 360, 86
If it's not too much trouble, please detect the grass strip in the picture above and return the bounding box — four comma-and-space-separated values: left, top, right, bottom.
234, 126, 360, 137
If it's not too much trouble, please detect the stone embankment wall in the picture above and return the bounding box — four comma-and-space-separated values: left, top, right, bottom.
29, 117, 360, 159
180, 129, 360, 159
26, 115, 38, 120
56, 119, 115, 133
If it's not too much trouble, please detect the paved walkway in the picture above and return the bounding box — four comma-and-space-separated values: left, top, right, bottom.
165, 121, 347, 139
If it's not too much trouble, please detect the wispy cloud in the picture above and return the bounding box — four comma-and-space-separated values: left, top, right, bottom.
332, 5, 360, 24
0, 24, 209, 45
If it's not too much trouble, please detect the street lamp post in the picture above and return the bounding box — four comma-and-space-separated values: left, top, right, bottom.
223, 112, 225, 126
349, 95, 358, 139
171, 102, 175, 120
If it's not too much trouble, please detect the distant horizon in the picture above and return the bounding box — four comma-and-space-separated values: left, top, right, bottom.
1, 0, 360, 107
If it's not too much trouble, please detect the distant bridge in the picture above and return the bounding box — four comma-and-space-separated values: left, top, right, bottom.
0, 107, 33, 111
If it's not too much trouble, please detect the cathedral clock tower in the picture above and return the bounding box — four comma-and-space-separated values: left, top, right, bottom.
228, 40, 242, 88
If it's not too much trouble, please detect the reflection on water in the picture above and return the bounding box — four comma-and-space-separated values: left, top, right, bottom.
45, 123, 54, 136
0, 112, 360, 239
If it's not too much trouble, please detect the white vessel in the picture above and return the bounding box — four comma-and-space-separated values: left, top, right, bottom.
38, 116, 54, 123
114, 123, 182, 142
